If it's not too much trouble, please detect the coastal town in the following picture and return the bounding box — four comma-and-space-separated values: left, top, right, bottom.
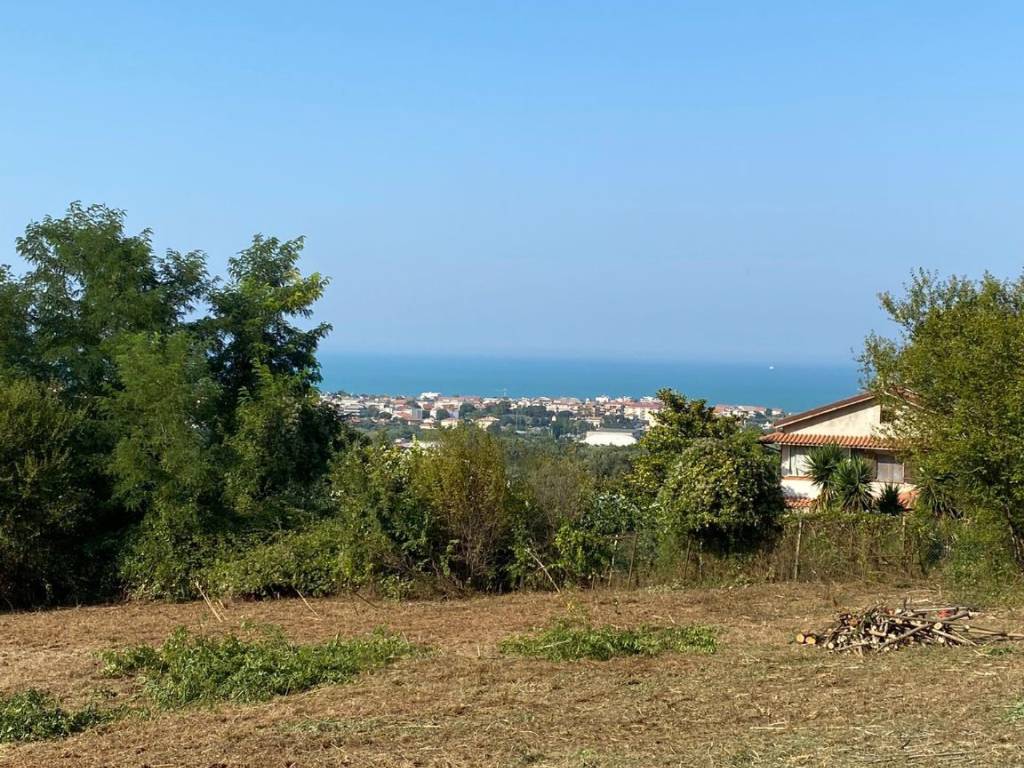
320, 390, 786, 445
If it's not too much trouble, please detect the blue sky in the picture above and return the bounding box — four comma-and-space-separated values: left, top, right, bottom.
2, 2, 1022, 365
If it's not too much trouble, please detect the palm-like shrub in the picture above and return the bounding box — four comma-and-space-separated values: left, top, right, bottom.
832, 456, 875, 513
805, 444, 846, 508
874, 483, 905, 515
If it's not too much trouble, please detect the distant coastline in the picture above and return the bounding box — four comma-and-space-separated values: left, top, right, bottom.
317, 353, 861, 413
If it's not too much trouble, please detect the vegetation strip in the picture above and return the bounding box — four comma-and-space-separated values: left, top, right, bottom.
500, 619, 716, 661
100, 626, 419, 707
0, 689, 111, 744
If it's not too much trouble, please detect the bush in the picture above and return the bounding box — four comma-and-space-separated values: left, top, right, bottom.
875, 483, 906, 515
204, 519, 348, 599
500, 618, 716, 661
328, 437, 438, 588
658, 434, 783, 548
100, 626, 418, 707
0, 378, 91, 606
941, 509, 1024, 603
0, 689, 108, 743
410, 425, 512, 588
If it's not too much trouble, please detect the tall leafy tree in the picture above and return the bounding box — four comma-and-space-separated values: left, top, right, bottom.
16, 203, 207, 399
207, 235, 329, 408
107, 332, 224, 598
864, 269, 1024, 561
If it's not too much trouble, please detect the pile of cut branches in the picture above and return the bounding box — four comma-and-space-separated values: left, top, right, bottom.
796, 601, 1024, 654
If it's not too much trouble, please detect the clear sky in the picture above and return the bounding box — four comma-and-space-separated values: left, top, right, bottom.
2, 2, 1022, 365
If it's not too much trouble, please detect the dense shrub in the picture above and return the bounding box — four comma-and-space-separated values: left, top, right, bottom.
100, 626, 418, 707
0, 379, 91, 606
204, 520, 348, 598
658, 434, 783, 548
0, 689, 109, 743
329, 437, 436, 588
410, 425, 512, 588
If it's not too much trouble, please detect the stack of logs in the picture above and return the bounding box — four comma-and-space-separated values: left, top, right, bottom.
796, 602, 1024, 653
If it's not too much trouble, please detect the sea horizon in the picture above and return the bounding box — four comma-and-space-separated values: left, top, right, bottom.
317, 353, 862, 413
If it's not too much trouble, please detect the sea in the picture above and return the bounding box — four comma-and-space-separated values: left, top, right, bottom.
318, 353, 862, 413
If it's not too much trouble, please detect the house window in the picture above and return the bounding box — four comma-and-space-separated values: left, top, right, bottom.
783, 446, 812, 477
875, 453, 905, 483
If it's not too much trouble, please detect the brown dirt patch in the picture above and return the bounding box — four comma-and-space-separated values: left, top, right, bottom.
2, 582, 1023, 767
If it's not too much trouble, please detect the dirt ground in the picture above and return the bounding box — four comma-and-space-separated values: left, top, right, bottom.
2, 581, 1023, 767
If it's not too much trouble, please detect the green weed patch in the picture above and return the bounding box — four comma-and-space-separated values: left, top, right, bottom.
100, 626, 418, 707
500, 619, 716, 661
0, 689, 110, 743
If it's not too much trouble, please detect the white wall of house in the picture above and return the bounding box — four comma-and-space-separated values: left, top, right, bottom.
772, 397, 914, 503
787, 403, 883, 437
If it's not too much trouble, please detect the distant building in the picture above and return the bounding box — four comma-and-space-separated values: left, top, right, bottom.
582, 429, 637, 447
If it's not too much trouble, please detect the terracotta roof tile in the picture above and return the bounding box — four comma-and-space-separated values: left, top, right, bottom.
759, 432, 894, 449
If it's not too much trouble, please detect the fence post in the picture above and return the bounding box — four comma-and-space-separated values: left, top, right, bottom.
792, 513, 804, 581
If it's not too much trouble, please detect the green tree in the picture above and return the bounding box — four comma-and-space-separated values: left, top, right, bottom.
864, 270, 1024, 561
16, 203, 207, 399
207, 235, 329, 413
107, 332, 224, 598
0, 379, 91, 605
657, 434, 783, 548
630, 389, 737, 500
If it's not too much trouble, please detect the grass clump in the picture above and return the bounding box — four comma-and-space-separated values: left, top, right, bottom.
1009, 700, 1024, 721
0, 689, 109, 743
100, 625, 418, 707
500, 618, 716, 661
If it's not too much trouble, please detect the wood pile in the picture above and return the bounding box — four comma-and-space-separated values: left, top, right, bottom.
796, 601, 1024, 653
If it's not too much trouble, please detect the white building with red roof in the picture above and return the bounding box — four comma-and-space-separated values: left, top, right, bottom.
759, 393, 916, 506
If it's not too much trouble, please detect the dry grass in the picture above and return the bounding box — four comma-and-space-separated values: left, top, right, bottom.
2, 582, 1024, 767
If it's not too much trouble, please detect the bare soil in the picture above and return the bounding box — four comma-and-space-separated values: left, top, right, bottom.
2, 582, 1023, 767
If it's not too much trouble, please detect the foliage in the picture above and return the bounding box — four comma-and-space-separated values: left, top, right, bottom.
0, 689, 109, 743
630, 388, 737, 501
15, 202, 207, 399
831, 456, 875, 513
657, 434, 783, 547
204, 519, 348, 598
864, 270, 1024, 566
0, 378, 91, 605
939, 508, 1024, 603
329, 436, 434, 587
500, 617, 716, 661
804, 444, 847, 508
205, 234, 329, 410
100, 626, 417, 707
224, 368, 354, 525
875, 483, 906, 515
0, 204, 344, 605
411, 424, 512, 588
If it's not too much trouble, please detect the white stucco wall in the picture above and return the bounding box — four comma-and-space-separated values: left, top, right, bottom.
787, 402, 882, 436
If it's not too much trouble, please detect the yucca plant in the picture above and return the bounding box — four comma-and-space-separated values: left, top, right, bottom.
832, 456, 875, 513
914, 471, 959, 518
874, 483, 905, 515
805, 444, 846, 509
